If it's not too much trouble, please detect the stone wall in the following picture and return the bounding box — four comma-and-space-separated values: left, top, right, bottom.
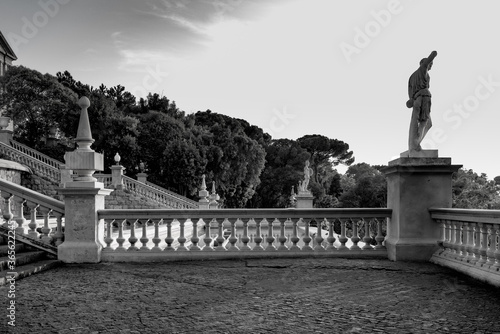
0, 168, 22, 184
21, 172, 62, 201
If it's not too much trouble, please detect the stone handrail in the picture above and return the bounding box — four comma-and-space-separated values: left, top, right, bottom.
0, 178, 65, 246
429, 208, 500, 287
122, 176, 198, 209
145, 180, 199, 207
98, 208, 391, 261
9, 140, 64, 169
0, 141, 61, 183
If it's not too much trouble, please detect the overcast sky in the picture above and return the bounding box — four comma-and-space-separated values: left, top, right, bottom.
1, 0, 499, 178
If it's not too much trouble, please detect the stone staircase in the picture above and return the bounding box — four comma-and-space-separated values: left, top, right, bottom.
0, 230, 62, 286
0, 139, 198, 209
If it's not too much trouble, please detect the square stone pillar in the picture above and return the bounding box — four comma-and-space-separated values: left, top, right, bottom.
382, 154, 461, 261
137, 172, 147, 183
58, 183, 112, 263
296, 192, 314, 208
0, 129, 13, 145
110, 165, 124, 189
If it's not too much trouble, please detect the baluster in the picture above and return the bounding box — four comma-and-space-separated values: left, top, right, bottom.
139, 219, 150, 251
177, 219, 188, 251
228, 218, 239, 251
374, 218, 385, 250
287, 218, 299, 251
52, 212, 64, 246
13, 197, 26, 235
277, 218, 288, 251
104, 219, 114, 251
164, 219, 174, 251
362, 218, 372, 250
462, 222, 471, 262
26, 201, 39, 239
469, 222, 480, 264
240, 219, 251, 251
326, 218, 336, 251
2, 192, 14, 228
454, 221, 463, 259
39, 206, 52, 244
302, 218, 312, 251
253, 219, 264, 251
151, 219, 162, 252
467, 223, 478, 263
313, 219, 324, 251
350, 219, 361, 250
127, 219, 139, 251
116, 220, 126, 251
493, 226, 500, 269
202, 219, 214, 251
448, 220, 457, 257
265, 218, 276, 251
485, 225, 496, 267
215, 219, 226, 251
442, 220, 451, 254
477, 223, 488, 265
338, 219, 348, 250
190, 218, 201, 251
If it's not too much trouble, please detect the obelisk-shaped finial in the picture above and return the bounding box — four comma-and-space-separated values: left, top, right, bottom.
75, 97, 95, 152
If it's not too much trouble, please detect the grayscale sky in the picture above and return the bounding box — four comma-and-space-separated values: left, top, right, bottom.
1, 0, 499, 178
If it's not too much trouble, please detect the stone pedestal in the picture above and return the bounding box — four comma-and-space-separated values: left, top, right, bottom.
110, 165, 124, 189
0, 129, 13, 145
296, 191, 313, 208
382, 153, 461, 261
137, 172, 147, 183
58, 183, 112, 263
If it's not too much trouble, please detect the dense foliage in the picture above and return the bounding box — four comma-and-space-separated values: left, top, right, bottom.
2, 65, 498, 209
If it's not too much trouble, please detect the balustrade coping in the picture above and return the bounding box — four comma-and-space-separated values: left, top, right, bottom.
98, 208, 392, 220
429, 207, 500, 224
0, 178, 64, 213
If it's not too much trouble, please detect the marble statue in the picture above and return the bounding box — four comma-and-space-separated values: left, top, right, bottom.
406, 50, 437, 152
300, 160, 313, 193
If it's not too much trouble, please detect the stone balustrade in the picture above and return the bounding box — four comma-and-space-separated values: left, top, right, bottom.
98, 208, 391, 261
0, 178, 65, 246
95, 174, 112, 188
0, 141, 61, 184
9, 140, 64, 170
430, 208, 500, 287
122, 176, 198, 209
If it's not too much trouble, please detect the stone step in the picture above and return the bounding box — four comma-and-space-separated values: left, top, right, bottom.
0, 251, 47, 271
0, 243, 26, 256
0, 258, 62, 286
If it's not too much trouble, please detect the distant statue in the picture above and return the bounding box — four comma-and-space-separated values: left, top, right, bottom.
406, 50, 437, 152
300, 160, 313, 192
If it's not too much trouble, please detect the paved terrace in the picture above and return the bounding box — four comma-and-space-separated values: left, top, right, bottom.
1, 258, 500, 334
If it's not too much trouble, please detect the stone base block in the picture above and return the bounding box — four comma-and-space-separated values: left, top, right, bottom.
58, 241, 102, 263
385, 238, 440, 262
400, 149, 438, 158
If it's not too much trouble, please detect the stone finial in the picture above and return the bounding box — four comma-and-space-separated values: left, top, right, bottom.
208, 181, 220, 209
198, 175, 209, 209
201, 174, 207, 191
114, 153, 121, 165
75, 96, 94, 152
64, 96, 104, 183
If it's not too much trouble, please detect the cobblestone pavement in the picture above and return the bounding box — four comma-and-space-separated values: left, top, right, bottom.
1, 258, 500, 334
